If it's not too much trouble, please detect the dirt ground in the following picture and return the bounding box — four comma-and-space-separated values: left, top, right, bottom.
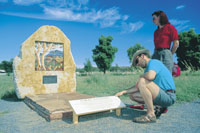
0, 98, 200, 133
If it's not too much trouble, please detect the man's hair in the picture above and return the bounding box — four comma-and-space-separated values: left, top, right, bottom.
152, 10, 170, 26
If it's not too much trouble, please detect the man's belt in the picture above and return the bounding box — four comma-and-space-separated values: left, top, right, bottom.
166, 90, 176, 93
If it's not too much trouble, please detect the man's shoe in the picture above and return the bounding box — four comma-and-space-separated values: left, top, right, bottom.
133, 115, 156, 123
155, 106, 168, 118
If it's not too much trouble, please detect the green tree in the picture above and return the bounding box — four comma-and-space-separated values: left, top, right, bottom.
0, 62, 3, 69
92, 35, 118, 74
127, 43, 144, 63
1, 59, 13, 76
84, 59, 93, 73
176, 29, 200, 70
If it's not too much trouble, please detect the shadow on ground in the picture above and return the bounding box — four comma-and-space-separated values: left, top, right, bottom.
1, 91, 22, 102
62, 107, 147, 124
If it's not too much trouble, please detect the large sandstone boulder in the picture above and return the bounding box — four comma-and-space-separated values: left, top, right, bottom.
13, 25, 76, 99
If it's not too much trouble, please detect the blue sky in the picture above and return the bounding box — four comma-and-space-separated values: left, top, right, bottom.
0, 0, 199, 68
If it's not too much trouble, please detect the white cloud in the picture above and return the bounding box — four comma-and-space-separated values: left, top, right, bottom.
176, 25, 190, 31
46, 0, 89, 10
176, 5, 185, 10
170, 19, 190, 25
170, 19, 190, 31
0, 11, 47, 20
2, 0, 143, 33
122, 15, 129, 21
13, 0, 44, 5
43, 6, 123, 28
121, 21, 144, 33
94, 7, 122, 28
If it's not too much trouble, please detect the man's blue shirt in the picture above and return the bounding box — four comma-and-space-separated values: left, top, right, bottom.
144, 59, 176, 91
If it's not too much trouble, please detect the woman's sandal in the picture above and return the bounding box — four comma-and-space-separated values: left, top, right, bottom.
133, 115, 156, 123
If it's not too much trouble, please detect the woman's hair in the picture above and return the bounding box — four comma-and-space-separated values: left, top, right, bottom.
152, 10, 170, 25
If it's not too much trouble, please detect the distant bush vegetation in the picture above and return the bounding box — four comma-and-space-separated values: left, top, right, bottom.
76, 66, 136, 75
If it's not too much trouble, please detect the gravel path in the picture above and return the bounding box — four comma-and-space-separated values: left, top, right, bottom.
0, 98, 200, 133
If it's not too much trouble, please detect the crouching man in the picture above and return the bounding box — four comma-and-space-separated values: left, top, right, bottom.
115, 49, 176, 123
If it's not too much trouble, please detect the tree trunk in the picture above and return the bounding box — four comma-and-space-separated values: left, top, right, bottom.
41, 43, 52, 70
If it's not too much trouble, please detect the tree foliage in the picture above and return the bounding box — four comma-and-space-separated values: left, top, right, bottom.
84, 58, 93, 73
92, 35, 118, 74
127, 43, 144, 63
0, 59, 13, 75
176, 29, 200, 70
0, 63, 3, 70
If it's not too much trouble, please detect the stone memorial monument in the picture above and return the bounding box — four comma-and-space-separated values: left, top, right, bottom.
13, 25, 76, 99
13, 25, 94, 121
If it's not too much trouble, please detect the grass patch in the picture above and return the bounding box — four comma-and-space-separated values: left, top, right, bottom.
1, 89, 18, 100
76, 73, 140, 102
0, 71, 200, 102
0, 75, 15, 99
174, 71, 200, 102
77, 71, 200, 102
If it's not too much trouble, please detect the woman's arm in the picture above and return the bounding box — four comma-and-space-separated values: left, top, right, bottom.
171, 40, 179, 55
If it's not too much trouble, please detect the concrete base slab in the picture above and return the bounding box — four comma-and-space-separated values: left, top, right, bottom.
24, 92, 94, 121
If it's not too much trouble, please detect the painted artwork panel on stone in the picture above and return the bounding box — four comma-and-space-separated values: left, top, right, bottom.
35, 41, 64, 71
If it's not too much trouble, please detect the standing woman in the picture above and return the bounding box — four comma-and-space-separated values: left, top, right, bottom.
152, 10, 179, 73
